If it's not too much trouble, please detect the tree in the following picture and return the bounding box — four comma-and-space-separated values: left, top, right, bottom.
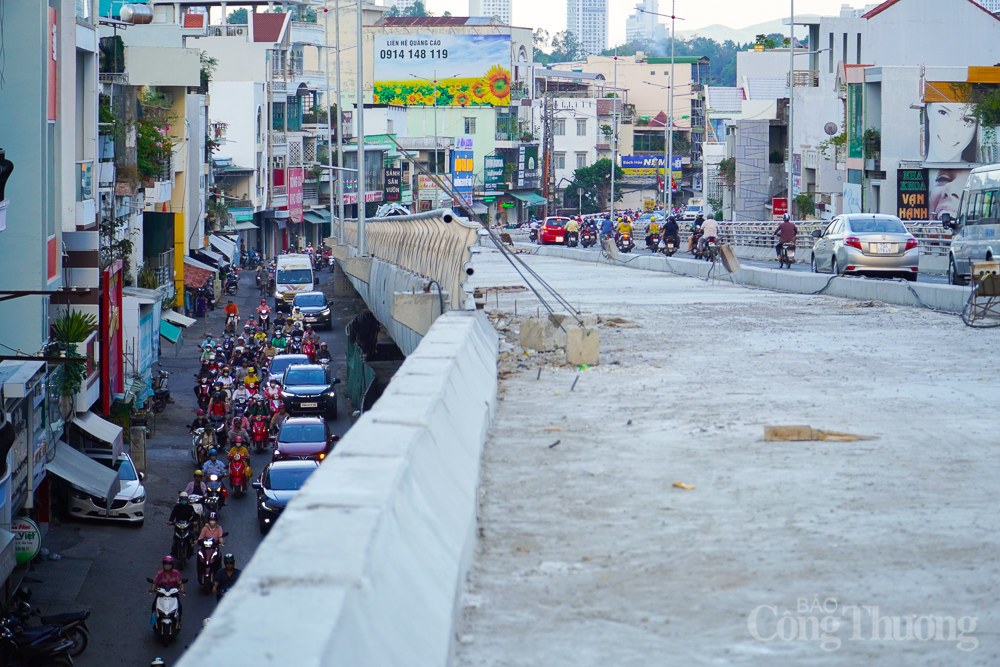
402, 1, 432, 17
227, 7, 248, 24
549, 31, 586, 62
566, 158, 625, 212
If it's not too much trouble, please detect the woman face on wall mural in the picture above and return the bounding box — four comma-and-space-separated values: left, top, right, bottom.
925, 103, 977, 164
928, 168, 968, 221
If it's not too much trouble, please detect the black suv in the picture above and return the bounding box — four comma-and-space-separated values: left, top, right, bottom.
292, 291, 332, 330
280, 364, 340, 420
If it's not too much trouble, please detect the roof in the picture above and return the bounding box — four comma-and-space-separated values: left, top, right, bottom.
744, 77, 788, 101
253, 13, 287, 43
647, 56, 710, 65
535, 69, 605, 81
862, 0, 1000, 21
706, 86, 743, 113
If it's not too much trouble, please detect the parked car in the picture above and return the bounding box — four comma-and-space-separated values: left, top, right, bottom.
292, 291, 332, 330
537, 217, 571, 245
810, 214, 919, 280
680, 204, 703, 222
254, 460, 319, 533
272, 416, 339, 462
281, 364, 341, 420
266, 353, 310, 386
67, 452, 146, 526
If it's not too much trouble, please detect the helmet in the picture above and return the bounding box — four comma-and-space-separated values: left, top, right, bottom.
320, 342, 328, 348
248, 367, 256, 373
651, 216, 656, 222
224, 553, 235, 564
179, 491, 189, 500
197, 409, 205, 415
209, 448, 217, 456
162, 555, 175, 565
152, 659, 166, 667
208, 512, 218, 522
194, 470, 204, 478
261, 299, 267, 305
782, 213, 790, 221
235, 436, 243, 443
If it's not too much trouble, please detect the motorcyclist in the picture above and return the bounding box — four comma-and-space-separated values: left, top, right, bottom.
565, 216, 580, 235
228, 416, 250, 444
304, 326, 320, 346
262, 339, 279, 359
227, 437, 252, 478
184, 470, 209, 497
600, 216, 614, 239
233, 360, 249, 384
697, 215, 719, 254
208, 389, 228, 420
270, 404, 289, 433
149, 556, 184, 614
224, 300, 240, 333
199, 345, 215, 364
213, 554, 241, 602
271, 331, 287, 350
645, 216, 660, 247
198, 512, 225, 546
188, 409, 211, 434
167, 492, 197, 526
290, 306, 304, 326
314, 341, 332, 363
231, 382, 252, 405
203, 449, 228, 480
662, 215, 680, 248
200, 335, 214, 352
688, 215, 705, 253
218, 366, 234, 390
248, 394, 270, 419
774, 213, 798, 258
244, 366, 260, 388
616, 217, 632, 242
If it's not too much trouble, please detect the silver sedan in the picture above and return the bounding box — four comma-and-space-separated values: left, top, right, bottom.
810, 214, 919, 281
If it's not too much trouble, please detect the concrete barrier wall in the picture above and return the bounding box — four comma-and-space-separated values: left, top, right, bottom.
344, 253, 429, 356
177, 311, 499, 667
527, 245, 970, 314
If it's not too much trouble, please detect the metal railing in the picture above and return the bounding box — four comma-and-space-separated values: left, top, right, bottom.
100, 72, 128, 85
790, 70, 820, 87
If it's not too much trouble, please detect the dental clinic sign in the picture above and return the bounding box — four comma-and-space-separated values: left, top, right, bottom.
12, 517, 40, 565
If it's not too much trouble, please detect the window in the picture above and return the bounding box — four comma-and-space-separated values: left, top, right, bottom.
651, 70, 655, 75
464, 117, 476, 134
842, 33, 848, 68
828, 33, 834, 73
664, 71, 668, 75
576, 152, 587, 168
576, 119, 587, 136
555, 152, 566, 169
856, 33, 862, 64
387, 119, 394, 134
968, 193, 982, 224
554, 119, 566, 136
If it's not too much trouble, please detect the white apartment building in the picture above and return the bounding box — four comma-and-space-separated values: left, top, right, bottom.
975, 0, 1000, 11
469, 0, 512, 26
567, 0, 608, 56
625, 0, 666, 43
534, 98, 601, 208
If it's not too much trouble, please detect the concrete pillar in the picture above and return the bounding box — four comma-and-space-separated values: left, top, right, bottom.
221, 2, 227, 25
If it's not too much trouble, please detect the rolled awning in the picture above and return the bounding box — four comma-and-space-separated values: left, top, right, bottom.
509, 192, 547, 205
72, 412, 124, 460
209, 235, 238, 262
304, 209, 331, 225
47, 441, 121, 506
234, 221, 259, 231
161, 310, 197, 328
159, 319, 182, 344
193, 248, 225, 268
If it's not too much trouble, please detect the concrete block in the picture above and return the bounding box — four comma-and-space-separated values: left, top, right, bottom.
393, 291, 448, 336
330, 244, 350, 262
567, 326, 599, 366
519, 316, 568, 352
330, 263, 358, 298
344, 256, 372, 283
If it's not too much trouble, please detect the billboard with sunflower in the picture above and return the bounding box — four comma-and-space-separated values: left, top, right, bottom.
373, 34, 512, 107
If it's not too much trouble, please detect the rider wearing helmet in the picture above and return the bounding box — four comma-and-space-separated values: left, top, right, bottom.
314, 341, 332, 363
150, 555, 185, 596
203, 449, 227, 479
168, 491, 197, 525
184, 470, 209, 496
774, 212, 798, 258
213, 554, 242, 601
198, 511, 225, 545
228, 436, 252, 468
645, 215, 660, 247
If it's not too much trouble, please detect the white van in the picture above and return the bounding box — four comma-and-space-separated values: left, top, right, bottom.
274, 254, 315, 312
943, 164, 1000, 285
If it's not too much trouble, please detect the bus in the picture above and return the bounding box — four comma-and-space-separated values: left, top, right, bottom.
943, 164, 1000, 285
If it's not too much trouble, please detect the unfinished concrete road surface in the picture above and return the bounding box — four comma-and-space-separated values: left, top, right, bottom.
456, 249, 999, 666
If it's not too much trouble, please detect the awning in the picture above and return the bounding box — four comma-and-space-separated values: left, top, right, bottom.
0, 529, 15, 583
159, 319, 182, 344
183, 257, 215, 289
161, 310, 196, 328
509, 192, 547, 205
47, 441, 121, 506
209, 235, 238, 262
194, 248, 225, 267
304, 209, 331, 225
234, 221, 259, 231
72, 412, 124, 460
467, 203, 488, 215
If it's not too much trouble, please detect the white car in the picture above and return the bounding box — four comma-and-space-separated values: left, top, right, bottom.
67, 451, 147, 526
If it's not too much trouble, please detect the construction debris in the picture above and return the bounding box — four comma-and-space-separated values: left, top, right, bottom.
764, 425, 879, 442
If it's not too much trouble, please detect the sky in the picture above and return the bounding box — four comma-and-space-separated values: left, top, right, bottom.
425, 0, 868, 48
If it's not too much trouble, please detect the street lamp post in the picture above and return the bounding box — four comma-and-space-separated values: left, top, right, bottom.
640, 2, 683, 214
356, 0, 366, 254
788, 0, 795, 220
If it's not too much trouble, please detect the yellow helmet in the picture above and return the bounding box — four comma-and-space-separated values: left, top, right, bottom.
651, 216, 656, 222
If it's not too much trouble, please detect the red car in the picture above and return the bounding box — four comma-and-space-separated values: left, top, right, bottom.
537, 217, 571, 245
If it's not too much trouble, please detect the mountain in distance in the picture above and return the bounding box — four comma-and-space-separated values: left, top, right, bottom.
675, 16, 820, 44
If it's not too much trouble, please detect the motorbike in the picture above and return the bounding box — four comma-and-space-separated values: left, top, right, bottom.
9, 589, 90, 658
232, 397, 249, 420
195, 378, 211, 411
696, 236, 719, 263
229, 456, 249, 497
778, 242, 796, 269
191, 427, 214, 466
225, 271, 239, 296
581, 228, 596, 248
197, 285, 216, 312
646, 233, 661, 252
171, 520, 194, 568
566, 231, 579, 248
209, 415, 227, 450
225, 313, 239, 335
205, 473, 226, 513
258, 308, 271, 332
188, 494, 205, 532
660, 235, 679, 257
616, 232, 635, 254
302, 341, 316, 363
0, 621, 75, 667
528, 227, 538, 243
147, 580, 187, 647
251, 416, 269, 454
196, 535, 227, 594
151, 368, 171, 413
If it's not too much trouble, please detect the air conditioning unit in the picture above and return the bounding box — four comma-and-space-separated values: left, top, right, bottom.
234, 26, 247, 36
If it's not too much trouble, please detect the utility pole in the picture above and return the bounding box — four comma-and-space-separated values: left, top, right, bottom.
545, 96, 556, 216
334, 0, 345, 239
610, 54, 617, 222
667, 0, 675, 214
356, 0, 366, 254
787, 0, 795, 220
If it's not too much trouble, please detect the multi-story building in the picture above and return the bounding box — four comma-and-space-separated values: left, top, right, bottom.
625, 0, 666, 43
567, 0, 608, 56
469, 0, 512, 26
975, 0, 1000, 11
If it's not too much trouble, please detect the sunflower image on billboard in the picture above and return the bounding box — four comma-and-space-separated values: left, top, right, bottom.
373, 34, 512, 107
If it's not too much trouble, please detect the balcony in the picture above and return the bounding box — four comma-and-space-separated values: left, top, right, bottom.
206, 24, 250, 37
510, 81, 531, 101
789, 70, 819, 87
145, 249, 175, 290
99, 72, 128, 85
290, 21, 324, 46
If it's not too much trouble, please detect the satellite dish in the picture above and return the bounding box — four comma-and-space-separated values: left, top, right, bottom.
824, 122, 839, 136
